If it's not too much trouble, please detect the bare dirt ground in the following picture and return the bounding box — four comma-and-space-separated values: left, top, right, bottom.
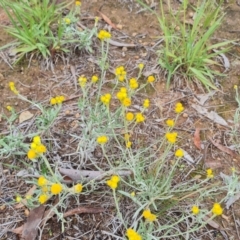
1, 0, 240, 239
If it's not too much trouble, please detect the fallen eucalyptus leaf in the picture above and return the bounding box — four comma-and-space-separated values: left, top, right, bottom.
19, 111, 33, 123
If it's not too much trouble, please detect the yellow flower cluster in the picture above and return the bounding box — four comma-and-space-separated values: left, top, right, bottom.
64, 18, 71, 24
27, 136, 47, 160
175, 149, 184, 158
125, 112, 134, 121
97, 135, 108, 144
124, 133, 132, 148
175, 102, 184, 113
6, 106, 13, 111
192, 205, 200, 215
51, 183, 63, 195
116, 87, 131, 107
143, 99, 150, 109
106, 175, 120, 190
91, 75, 99, 83
78, 76, 87, 87
138, 63, 144, 70
206, 168, 214, 178
38, 176, 48, 186
166, 119, 175, 127
211, 203, 223, 216
115, 66, 126, 82
126, 228, 142, 240
73, 183, 83, 193
50, 95, 65, 105
142, 209, 157, 222
97, 30, 111, 41
75, 0, 81, 6
9, 82, 18, 94
135, 112, 145, 123
165, 132, 178, 144
100, 93, 111, 105
129, 78, 139, 90
147, 75, 155, 83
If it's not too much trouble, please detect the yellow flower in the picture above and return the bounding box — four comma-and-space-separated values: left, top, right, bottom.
38, 194, 48, 204
211, 203, 223, 216
38, 176, 47, 186
115, 66, 126, 81
126, 141, 132, 148
116, 88, 128, 101
36, 144, 47, 154
106, 175, 120, 190
234, 85, 238, 90
135, 112, 145, 123
97, 29, 111, 41
166, 119, 175, 127
165, 132, 178, 144
175, 102, 184, 113
15, 195, 22, 203
97, 135, 108, 144
51, 183, 63, 195
100, 93, 111, 105
175, 149, 184, 158
130, 192, 135, 197
124, 133, 130, 141
147, 75, 155, 83
138, 63, 144, 70
78, 76, 87, 87
206, 168, 214, 178
9, 81, 19, 94
122, 97, 131, 107
91, 75, 99, 83
142, 209, 157, 222
33, 136, 41, 145
56, 96, 65, 104
50, 97, 57, 105
75, 0, 81, 6
27, 149, 37, 160
41, 186, 49, 193
125, 112, 134, 121
64, 18, 71, 24
129, 78, 139, 90
126, 228, 142, 240
231, 167, 236, 173
73, 183, 83, 193
192, 205, 200, 215
6, 106, 13, 111
143, 99, 150, 108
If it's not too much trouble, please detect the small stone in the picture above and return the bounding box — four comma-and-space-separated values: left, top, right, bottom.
75, 113, 80, 118
132, 32, 137, 37
183, 113, 188, 118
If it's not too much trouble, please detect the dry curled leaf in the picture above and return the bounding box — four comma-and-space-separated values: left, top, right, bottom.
98, 11, 118, 29
63, 206, 104, 218
19, 111, 33, 123
194, 128, 201, 150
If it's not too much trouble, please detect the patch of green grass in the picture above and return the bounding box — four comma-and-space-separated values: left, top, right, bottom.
137, 0, 232, 90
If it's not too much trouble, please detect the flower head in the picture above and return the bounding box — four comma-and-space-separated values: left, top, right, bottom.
38, 194, 48, 204
175, 149, 184, 158
129, 78, 139, 90
126, 228, 142, 240
50, 96, 65, 105
78, 76, 87, 87
211, 203, 223, 216
27, 149, 37, 160
116, 88, 128, 101
36, 144, 47, 154
175, 102, 184, 113
166, 119, 175, 127
142, 209, 157, 222
75, 1, 81, 6
73, 183, 83, 193
135, 112, 145, 123
6, 106, 13, 111
91, 75, 99, 83
38, 176, 47, 186
126, 141, 132, 148
64, 18, 71, 24
9, 82, 18, 94
115, 66, 126, 81
165, 132, 178, 144
234, 85, 238, 90
147, 75, 155, 83
122, 97, 131, 107
125, 112, 134, 121
100, 93, 111, 105
106, 175, 120, 190
143, 99, 150, 109
97, 135, 108, 144
206, 168, 214, 178
51, 183, 63, 195
138, 63, 144, 70
97, 30, 111, 41
15, 195, 22, 203
192, 205, 200, 215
